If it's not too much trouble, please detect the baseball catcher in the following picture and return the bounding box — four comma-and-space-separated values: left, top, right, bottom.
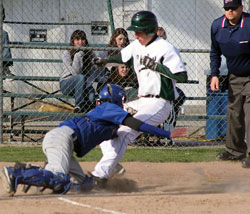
1, 84, 171, 196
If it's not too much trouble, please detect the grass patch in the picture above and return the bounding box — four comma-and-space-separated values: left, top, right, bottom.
0, 146, 47, 162
0, 146, 224, 163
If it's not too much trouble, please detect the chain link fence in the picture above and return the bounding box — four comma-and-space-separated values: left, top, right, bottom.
1, 0, 248, 146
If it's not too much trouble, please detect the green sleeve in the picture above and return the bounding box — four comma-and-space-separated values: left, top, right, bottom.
107, 54, 135, 75
125, 58, 134, 73
107, 53, 123, 63
156, 64, 188, 83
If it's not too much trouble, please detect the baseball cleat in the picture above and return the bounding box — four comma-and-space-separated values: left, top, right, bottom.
110, 163, 126, 177
69, 175, 94, 193
1, 167, 15, 196
91, 175, 108, 189
216, 151, 246, 161
241, 156, 250, 168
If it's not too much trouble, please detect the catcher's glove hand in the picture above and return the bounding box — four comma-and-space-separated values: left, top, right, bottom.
140, 56, 158, 71
92, 57, 108, 68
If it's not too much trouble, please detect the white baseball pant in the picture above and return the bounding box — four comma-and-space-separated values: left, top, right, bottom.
92, 97, 172, 178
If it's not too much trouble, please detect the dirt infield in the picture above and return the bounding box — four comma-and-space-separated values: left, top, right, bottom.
1, 161, 250, 214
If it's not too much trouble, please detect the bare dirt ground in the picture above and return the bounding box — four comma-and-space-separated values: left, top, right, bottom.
1, 161, 250, 214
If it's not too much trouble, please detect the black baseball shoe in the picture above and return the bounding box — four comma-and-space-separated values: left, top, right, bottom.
110, 163, 126, 177
241, 156, 250, 168
69, 175, 95, 193
89, 174, 108, 190
216, 151, 246, 161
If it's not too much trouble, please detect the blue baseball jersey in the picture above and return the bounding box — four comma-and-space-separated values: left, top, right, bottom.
59, 102, 128, 157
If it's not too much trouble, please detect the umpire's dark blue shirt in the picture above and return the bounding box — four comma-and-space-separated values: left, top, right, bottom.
210, 12, 250, 77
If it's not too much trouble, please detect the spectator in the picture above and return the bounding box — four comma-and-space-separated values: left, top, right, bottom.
210, 0, 250, 166
157, 27, 167, 40
107, 27, 130, 56
94, 28, 130, 92
108, 64, 138, 101
109, 64, 137, 90
60, 30, 95, 113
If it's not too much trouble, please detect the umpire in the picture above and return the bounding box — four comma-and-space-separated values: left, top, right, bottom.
210, 0, 250, 167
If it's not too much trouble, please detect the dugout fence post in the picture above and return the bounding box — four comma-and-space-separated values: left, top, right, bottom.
107, 0, 115, 33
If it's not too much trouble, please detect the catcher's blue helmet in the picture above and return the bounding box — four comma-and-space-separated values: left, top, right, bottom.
99, 84, 126, 107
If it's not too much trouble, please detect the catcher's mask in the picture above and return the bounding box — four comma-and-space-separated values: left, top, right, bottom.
98, 84, 126, 107
127, 10, 158, 36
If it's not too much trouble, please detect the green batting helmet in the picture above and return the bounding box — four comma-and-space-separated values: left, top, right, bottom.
127, 11, 158, 36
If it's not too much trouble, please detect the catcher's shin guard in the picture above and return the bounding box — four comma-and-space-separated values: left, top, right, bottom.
4, 166, 72, 195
